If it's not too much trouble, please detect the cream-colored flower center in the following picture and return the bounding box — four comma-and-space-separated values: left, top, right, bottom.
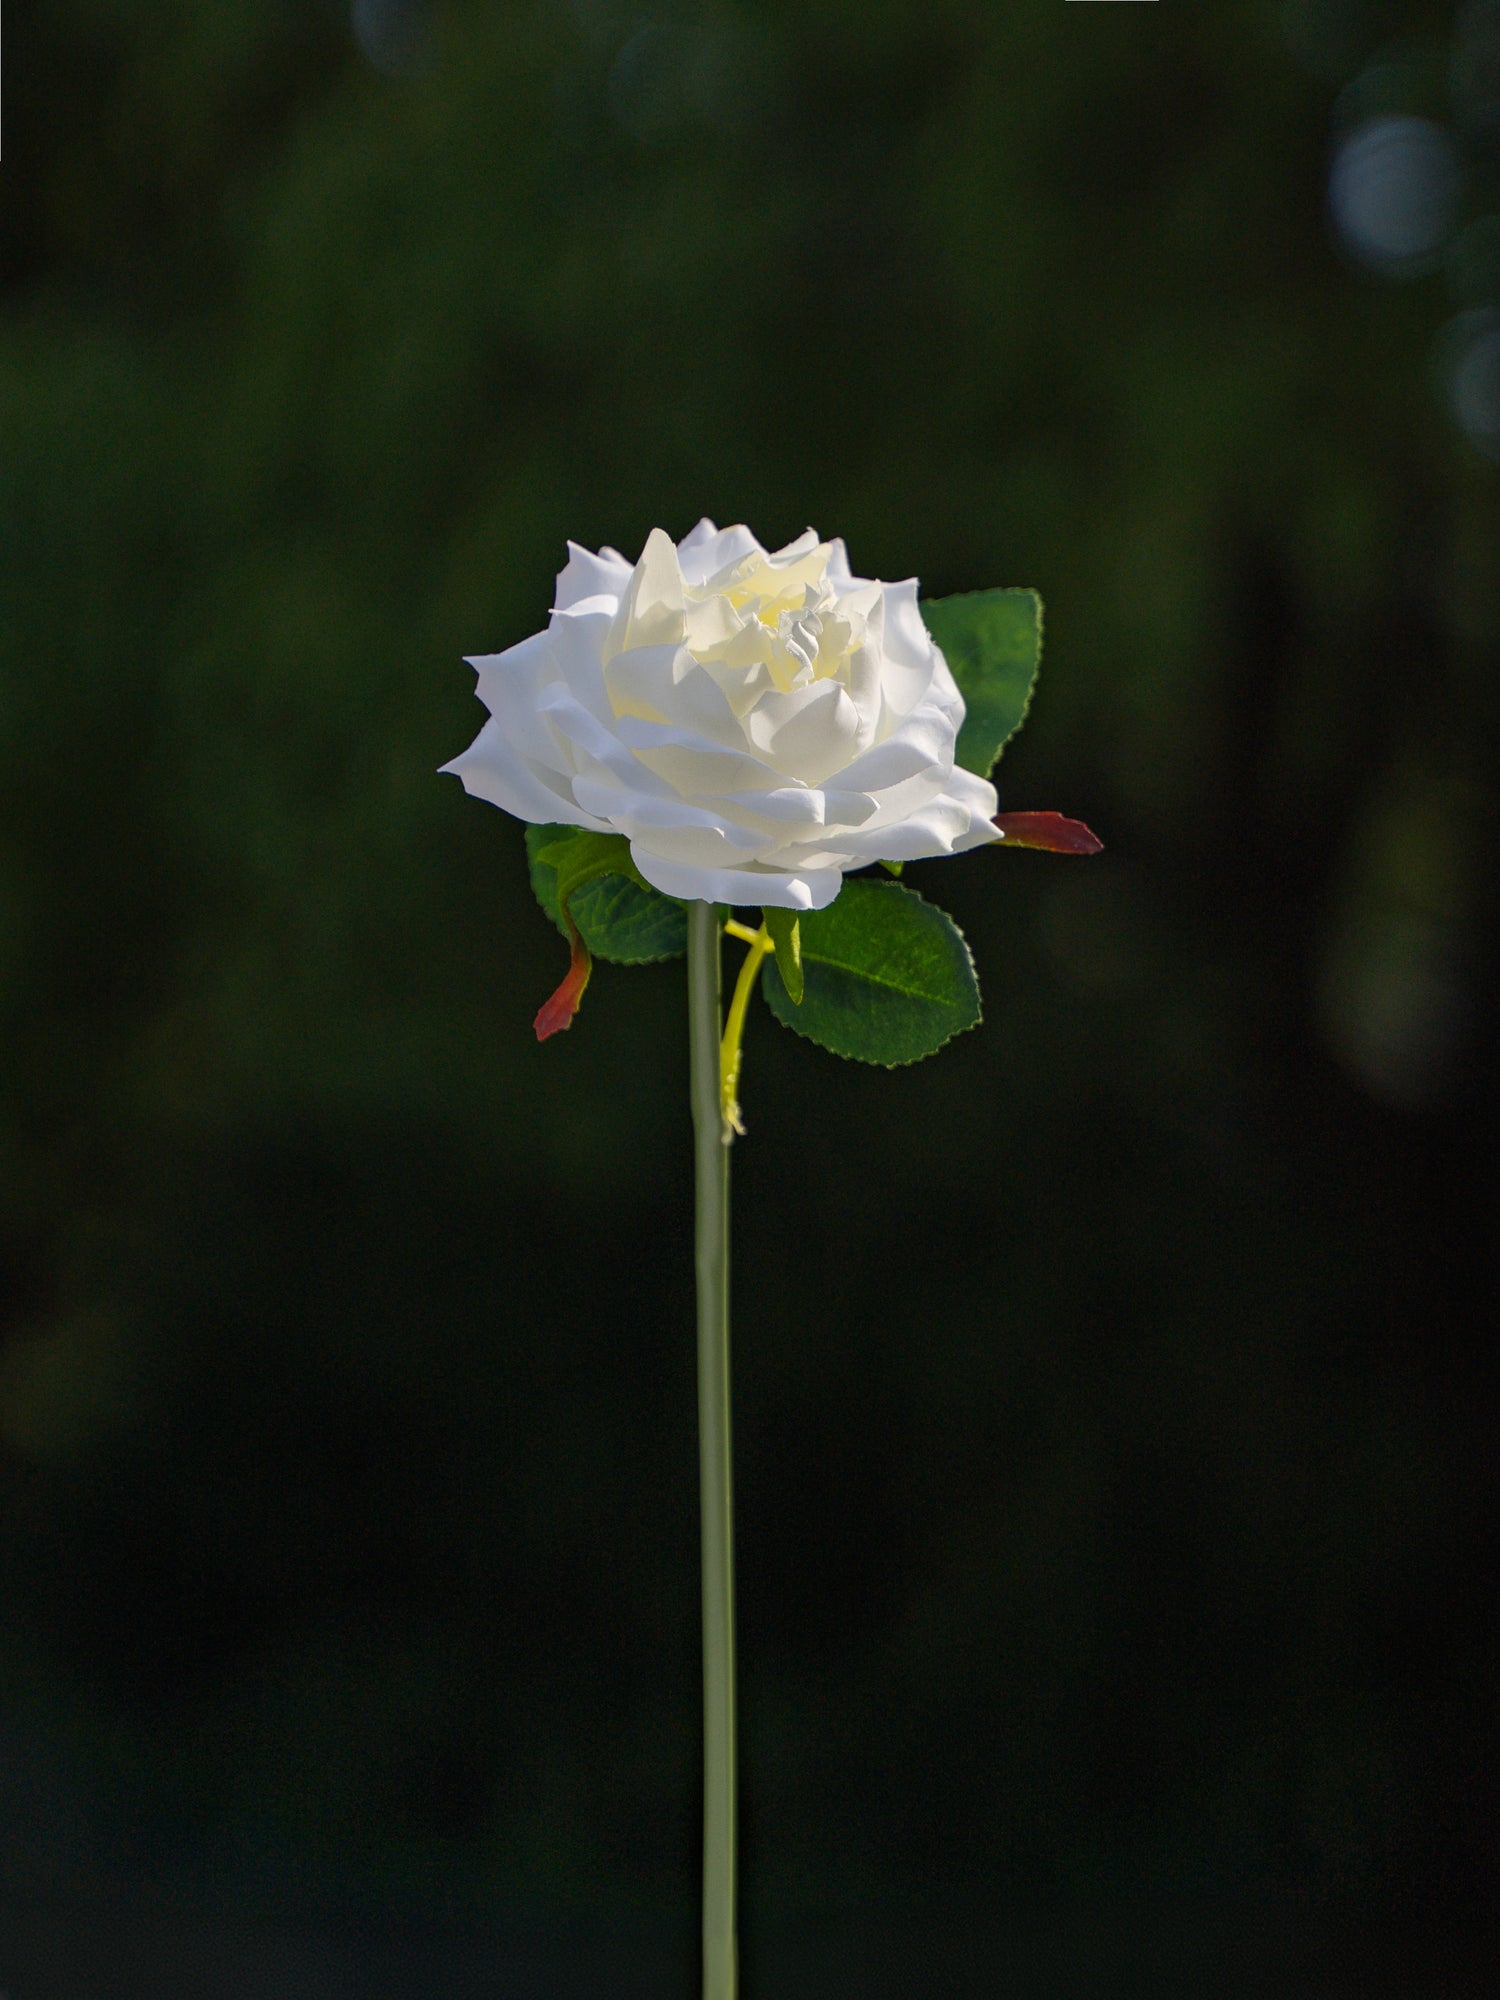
687, 548, 872, 710
599, 529, 887, 773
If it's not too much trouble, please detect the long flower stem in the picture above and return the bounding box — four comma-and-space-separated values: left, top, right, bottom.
688, 901, 737, 2000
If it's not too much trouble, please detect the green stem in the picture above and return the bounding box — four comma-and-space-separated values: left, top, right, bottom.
688, 902, 737, 2000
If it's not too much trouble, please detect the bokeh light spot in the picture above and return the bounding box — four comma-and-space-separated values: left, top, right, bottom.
1328, 113, 1460, 273
1444, 308, 1500, 457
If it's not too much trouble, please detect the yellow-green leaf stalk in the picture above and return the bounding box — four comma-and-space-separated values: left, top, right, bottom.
719, 922, 774, 1141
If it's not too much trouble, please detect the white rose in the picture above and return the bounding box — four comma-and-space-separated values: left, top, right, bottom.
442, 519, 1003, 910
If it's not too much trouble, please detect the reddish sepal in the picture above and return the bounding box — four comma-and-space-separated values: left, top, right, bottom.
534, 921, 593, 1041
993, 811, 1103, 855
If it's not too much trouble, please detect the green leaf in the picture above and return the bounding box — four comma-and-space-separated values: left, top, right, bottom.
525, 823, 687, 963
920, 587, 1042, 777
532, 827, 642, 911
761, 905, 803, 1004
761, 879, 980, 1066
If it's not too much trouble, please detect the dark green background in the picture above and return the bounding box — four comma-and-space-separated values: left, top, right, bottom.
2, 2, 1496, 1992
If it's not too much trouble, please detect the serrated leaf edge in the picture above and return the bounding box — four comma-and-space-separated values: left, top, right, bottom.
988, 586, 1043, 775
567, 878, 688, 966
760, 883, 983, 1068
526, 825, 686, 964
923, 586, 1044, 779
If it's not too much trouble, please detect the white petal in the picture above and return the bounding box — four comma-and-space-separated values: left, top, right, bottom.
613, 817, 766, 867
714, 784, 824, 827
832, 769, 1000, 860
611, 528, 687, 654
833, 800, 970, 859
440, 720, 609, 829
823, 538, 857, 590
845, 640, 883, 728
943, 765, 1004, 848
709, 786, 831, 842
536, 686, 674, 797
766, 527, 823, 564
605, 646, 746, 748
745, 680, 863, 784
627, 844, 846, 911
876, 578, 938, 716
677, 520, 764, 586
467, 632, 569, 771
834, 709, 954, 794
574, 782, 762, 844
837, 771, 943, 834
613, 714, 781, 796
554, 541, 631, 612
546, 607, 618, 728
770, 683, 863, 784
681, 591, 747, 656
817, 788, 881, 830
701, 654, 777, 719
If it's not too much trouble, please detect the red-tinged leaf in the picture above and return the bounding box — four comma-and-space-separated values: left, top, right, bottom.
534, 921, 593, 1040
992, 811, 1103, 855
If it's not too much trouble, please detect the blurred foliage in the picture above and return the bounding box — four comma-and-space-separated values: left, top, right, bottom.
1, 0, 1497, 1991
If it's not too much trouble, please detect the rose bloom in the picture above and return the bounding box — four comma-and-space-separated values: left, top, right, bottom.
442, 519, 1004, 910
